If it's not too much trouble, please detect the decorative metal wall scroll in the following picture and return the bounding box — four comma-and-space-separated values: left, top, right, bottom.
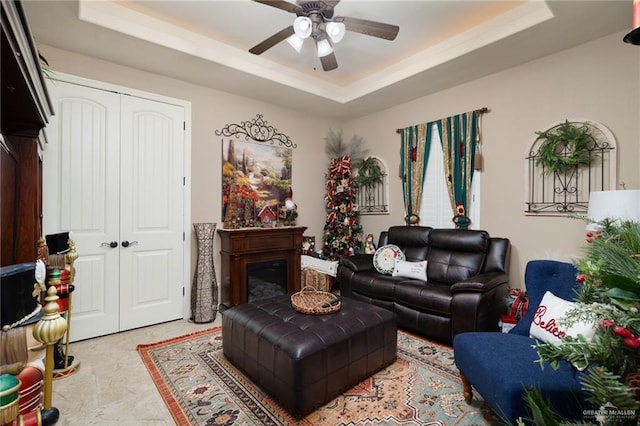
357, 157, 389, 215
525, 119, 616, 216
215, 114, 297, 148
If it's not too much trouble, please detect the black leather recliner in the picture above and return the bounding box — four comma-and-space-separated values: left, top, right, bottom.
337, 226, 511, 344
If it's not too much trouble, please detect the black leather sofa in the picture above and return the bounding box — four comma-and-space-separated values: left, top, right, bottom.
337, 226, 511, 344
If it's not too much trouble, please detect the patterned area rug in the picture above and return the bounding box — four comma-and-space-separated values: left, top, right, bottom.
137, 327, 493, 425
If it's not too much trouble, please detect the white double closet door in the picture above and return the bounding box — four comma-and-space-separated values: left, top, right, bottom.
44, 78, 188, 341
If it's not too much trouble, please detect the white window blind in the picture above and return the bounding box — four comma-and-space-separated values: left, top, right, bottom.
418, 124, 480, 229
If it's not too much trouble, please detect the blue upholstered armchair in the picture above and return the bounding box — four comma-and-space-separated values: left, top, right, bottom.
453, 260, 588, 424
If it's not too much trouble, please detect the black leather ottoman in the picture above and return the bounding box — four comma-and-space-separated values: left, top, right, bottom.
221, 294, 397, 418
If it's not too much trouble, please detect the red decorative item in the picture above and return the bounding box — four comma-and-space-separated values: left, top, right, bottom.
499, 314, 518, 333
55, 296, 70, 313
623, 337, 640, 350
613, 326, 634, 339
507, 288, 529, 319
16, 366, 43, 415
500, 288, 529, 332
599, 319, 615, 328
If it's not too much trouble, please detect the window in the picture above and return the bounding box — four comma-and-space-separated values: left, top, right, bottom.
419, 124, 480, 228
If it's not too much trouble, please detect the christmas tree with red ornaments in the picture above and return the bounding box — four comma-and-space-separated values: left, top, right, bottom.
321, 155, 363, 260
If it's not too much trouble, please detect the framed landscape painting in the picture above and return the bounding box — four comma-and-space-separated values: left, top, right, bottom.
221, 139, 292, 228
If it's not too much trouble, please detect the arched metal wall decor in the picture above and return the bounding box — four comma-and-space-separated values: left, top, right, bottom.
215, 114, 297, 148
525, 119, 617, 216
356, 156, 389, 215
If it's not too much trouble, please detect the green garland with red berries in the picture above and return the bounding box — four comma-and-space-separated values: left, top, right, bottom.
526, 220, 640, 425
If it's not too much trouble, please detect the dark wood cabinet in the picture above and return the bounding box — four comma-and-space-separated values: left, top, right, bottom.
1, 0, 53, 266
218, 226, 307, 310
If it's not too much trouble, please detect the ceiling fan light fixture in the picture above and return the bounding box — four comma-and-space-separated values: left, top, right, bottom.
316, 38, 333, 58
293, 16, 312, 38
326, 22, 345, 43
286, 34, 304, 52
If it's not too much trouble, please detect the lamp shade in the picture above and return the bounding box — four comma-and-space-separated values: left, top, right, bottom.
326, 22, 345, 43
293, 16, 312, 39
623, 0, 640, 44
587, 190, 640, 229
316, 39, 333, 57
286, 34, 304, 52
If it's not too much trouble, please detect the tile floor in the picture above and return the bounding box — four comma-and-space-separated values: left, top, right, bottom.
50, 317, 221, 425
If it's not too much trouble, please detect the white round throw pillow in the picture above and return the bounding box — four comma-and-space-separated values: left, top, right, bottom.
373, 244, 405, 275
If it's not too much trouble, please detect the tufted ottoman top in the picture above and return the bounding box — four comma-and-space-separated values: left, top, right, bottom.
224, 295, 395, 358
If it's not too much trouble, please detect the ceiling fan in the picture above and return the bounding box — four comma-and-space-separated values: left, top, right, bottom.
249, 0, 400, 71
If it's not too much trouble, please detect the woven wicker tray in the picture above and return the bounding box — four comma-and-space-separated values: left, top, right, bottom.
291, 286, 341, 315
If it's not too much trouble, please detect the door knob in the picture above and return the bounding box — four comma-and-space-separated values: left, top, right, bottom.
121, 240, 139, 248
101, 241, 118, 248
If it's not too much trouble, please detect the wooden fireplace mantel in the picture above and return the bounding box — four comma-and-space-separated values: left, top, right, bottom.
217, 226, 307, 310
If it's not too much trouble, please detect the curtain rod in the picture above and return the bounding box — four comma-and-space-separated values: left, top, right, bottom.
395, 107, 489, 134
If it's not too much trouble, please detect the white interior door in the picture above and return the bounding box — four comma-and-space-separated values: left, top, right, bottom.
119, 96, 185, 330
44, 81, 121, 340
44, 80, 186, 341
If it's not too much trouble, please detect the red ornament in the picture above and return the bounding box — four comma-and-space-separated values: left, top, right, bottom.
623, 337, 640, 351
599, 319, 615, 328
614, 326, 635, 339
576, 275, 586, 283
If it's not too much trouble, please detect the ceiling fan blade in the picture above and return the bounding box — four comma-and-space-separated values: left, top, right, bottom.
253, 0, 303, 14
249, 26, 295, 55
334, 16, 399, 40
320, 52, 338, 71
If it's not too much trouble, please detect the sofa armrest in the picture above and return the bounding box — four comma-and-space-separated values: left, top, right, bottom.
340, 254, 375, 272
450, 272, 509, 293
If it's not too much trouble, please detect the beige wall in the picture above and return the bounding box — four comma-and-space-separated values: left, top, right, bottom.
40, 45, 335, 294
344, 31, 640, 285
40, 29, 639, 291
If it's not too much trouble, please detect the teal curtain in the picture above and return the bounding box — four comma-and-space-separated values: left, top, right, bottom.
436, 111, 478, 229
400, 123, 431, 225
